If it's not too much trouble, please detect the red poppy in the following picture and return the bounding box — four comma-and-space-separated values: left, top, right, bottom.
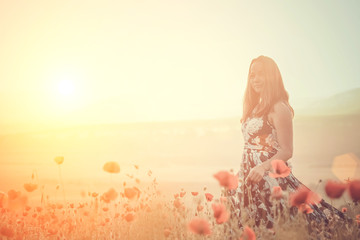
124, 187, 140, 200
348, 179, 360, 201
191, 192, 199, 196
239, 226, 256, 240
188, 218, 212, 236
0, 226, 15, 238
54, 156, 64, 165
211, 203, 229, 224
23, 183, 38, 192
205, 193, 214, 202
298, 203, 314, 214
289, 185, 321, 207
269, 159, 291, 178
213, 171, 238, 190
103, 161, 120, 173
124, 213, 135, 222
271, 186, 283, 200
324, 180, 347, 199
341, 207, 347, 213
180, 191, 186, 197
101, 188, 118, 203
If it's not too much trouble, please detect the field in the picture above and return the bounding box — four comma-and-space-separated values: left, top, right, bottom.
0, 114, 360, 239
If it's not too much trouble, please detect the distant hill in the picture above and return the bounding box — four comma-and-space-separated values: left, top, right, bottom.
296, 88, 360, 116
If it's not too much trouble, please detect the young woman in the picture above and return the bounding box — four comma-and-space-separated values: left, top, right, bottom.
228, 55, 348, 231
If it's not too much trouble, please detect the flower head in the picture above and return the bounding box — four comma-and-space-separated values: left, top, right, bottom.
103, 161, 120, 173
211, 203, 229, 224
54, 156, 64, 165
213, 171, 238, 190
348, 179, 360, 201
269, 159, 291, 178
188, 218, 212, 236
324, 180, 347, 199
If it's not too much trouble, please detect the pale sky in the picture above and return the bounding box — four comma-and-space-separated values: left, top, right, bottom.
1, 0, 360, 130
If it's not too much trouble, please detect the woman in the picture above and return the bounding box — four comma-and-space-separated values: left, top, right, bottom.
228, 55, 348, 231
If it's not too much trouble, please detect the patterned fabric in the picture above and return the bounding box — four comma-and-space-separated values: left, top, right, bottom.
228, 113, 347, 229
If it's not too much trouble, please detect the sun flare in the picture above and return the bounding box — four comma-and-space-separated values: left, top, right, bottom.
57, 79, 75, 96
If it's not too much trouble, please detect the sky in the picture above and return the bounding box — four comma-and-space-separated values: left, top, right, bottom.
1, 0, 360, 131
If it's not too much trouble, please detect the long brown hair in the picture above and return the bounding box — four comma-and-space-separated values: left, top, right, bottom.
240, 55, 294, 123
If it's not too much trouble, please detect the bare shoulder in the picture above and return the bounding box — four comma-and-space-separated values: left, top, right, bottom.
268, 101, 293, 125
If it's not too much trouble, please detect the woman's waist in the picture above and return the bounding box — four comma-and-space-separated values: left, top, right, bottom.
243, 143, 278, 153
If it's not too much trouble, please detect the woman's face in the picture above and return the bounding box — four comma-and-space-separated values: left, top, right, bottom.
249, 61, 265, 94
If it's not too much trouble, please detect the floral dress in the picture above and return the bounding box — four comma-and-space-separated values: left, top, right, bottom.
228, 113, 348, 230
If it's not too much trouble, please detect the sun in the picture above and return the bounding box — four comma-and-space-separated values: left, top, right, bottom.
57, 79, 75, 96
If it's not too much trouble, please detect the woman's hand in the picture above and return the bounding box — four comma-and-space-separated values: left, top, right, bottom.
245, 165, 266, 184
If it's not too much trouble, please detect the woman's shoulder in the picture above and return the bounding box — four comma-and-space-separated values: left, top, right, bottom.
268, 101, 293, 124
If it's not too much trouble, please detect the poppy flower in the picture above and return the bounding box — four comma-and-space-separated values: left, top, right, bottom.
211, 203, 229, 224
124, 213, 135, 222
289, 185, 321, 207
239, 226, 256, 240
103, 161, 120, 173
124, 187, 140, 200
348, 179, 360, 201
298, 203, 314, 214
7, 190, 27, 211
54, 156, 64, 165
180, 191, 186, 197
324, 180, 347, 199
101, 188, 118, 203
213, 171, 238, 190
188, 218, 212, 236
205, 193, 214, 202
269, 159, 291, 178
341, 207, 347, 213
271, 186, 283, 200
191, 192, 199, 196
0, 226, 14, 238
24, 183, 38, 192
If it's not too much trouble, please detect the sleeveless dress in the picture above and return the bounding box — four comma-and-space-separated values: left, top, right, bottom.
227, 112, 348, 230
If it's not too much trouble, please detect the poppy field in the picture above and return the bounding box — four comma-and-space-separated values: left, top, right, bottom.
0, 157, 360, 240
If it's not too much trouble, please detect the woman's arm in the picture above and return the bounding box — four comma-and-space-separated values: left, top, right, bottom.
260, 101, 293, 172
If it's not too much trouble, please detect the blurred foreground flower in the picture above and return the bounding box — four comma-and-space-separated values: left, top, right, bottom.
23, 183, 38, 192
54, 156, 64, 165
124, 187, 141, 200
205, 193, 214, 202
7, 190, 28, 211
240, 226, 256, 240
103, 161, 120, 173
289, 185, 321, 208
212, 203, 229, 224
188, 218, 212, 236
213, 171, 238, 190
325, 180, 347, 199
348, 179, 360, 201
269, 159, 291, 178
101, 188, 118, 203
298, 203, 314, 214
